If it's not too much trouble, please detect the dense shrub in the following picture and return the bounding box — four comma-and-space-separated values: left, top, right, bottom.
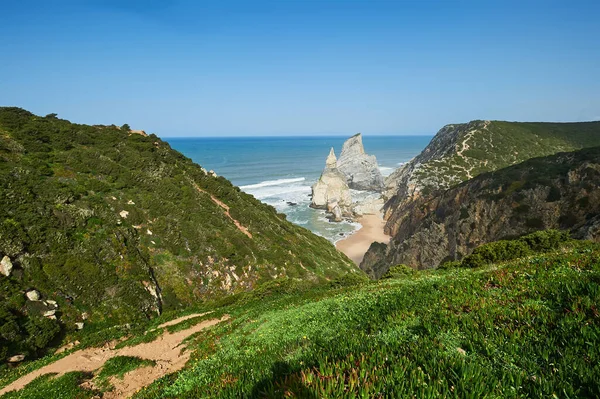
381, 264, 416, 279
461, 229, 570, 268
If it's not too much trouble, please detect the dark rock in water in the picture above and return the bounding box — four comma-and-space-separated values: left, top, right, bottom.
339, 233, 345, 236
286, 201, 297, 206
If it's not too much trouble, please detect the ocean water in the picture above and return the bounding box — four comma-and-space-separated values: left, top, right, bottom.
167, 136, 431, 242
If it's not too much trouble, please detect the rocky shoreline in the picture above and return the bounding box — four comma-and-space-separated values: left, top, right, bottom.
309, 133, 390, 262
310, 133, 386, 223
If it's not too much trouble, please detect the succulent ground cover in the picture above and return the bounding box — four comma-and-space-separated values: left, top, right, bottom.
3, 235, 598, 398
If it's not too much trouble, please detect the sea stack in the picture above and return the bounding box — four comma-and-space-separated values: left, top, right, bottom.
311, 148, 352, 221
337, 133, 384, 191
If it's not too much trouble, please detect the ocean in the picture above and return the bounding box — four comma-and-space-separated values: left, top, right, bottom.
167, 135, 431, 242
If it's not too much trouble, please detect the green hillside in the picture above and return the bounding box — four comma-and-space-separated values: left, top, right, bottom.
386, 119, 600, 198
0, 108, 356, 364
2, 233, 599, 398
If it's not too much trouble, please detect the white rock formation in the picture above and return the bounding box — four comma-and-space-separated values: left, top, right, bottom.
311, 148, 352, 212
75, 322, 84, 330
7, 354, 25, 363
337, 133, 385, 191
26, 290, 40, 301
1, 256, 13, 277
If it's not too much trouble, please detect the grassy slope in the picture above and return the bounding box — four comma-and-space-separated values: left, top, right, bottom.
410, 120, 600, 194
4, 238, 599, 398
0, 107, 355, 363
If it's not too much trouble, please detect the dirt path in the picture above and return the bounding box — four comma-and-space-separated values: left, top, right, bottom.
154, 312, 211, 330
0, 314, 229, 398
191, 181, 252, 238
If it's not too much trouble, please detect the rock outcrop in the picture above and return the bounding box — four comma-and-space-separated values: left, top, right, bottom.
311, 148, 352, 219
362, 147, 600, 278
26, 290, 40, 301
337, 133, 384, 191
1, 255, 13, 277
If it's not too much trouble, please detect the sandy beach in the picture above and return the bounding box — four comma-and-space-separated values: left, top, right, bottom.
336, 214, 390, 265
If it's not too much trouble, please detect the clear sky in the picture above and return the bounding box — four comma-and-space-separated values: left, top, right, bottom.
1, 0, 598, 137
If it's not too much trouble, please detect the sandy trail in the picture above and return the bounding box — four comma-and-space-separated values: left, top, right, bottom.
150, 312, 211, 331
191, 182, 252, 238
0, 314, 229, 398
336, 214, 390, 265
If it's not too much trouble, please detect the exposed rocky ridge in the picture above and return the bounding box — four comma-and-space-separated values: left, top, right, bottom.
362, 147, 600, 278
311, 148, 352, 221
384, 120, 600, 212
0, 107, 357, 362
337, 133, 384, 191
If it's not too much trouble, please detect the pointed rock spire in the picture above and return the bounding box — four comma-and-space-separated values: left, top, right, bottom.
326, 147, 337, 168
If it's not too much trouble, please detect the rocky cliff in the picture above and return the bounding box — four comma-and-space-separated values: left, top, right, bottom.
337, 133, 384, 191
362, 147, 600, 278
385, 120, 600, 203
311, 148, 352, 221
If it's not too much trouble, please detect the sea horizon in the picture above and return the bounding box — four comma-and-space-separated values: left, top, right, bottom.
167, 134, 432, 242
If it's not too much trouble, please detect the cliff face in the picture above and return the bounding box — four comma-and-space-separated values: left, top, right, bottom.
362, 147, 600, 278
373, 120, 600, 279
337, 133, 384, 191
0, 107, 357, 360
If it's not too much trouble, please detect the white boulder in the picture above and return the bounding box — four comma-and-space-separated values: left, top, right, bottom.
0, 256, 13, 277
7, 354, 25, 363
26, 290, 40, 301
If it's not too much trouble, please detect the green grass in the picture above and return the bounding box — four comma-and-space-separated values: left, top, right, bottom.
133, 240, 598, 398
95, 356, 156, 390
1, 372, 94, 399
409, 120, 600, 195
3, 240, 600, 398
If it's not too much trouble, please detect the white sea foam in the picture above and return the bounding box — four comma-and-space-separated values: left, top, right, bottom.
240, 176, 312, 202
246, 185, 311, 201
378, 166, 394, 176
240, 177, 306, 190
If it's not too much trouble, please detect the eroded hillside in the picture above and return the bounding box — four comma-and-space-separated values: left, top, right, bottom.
363, 147, 600, 277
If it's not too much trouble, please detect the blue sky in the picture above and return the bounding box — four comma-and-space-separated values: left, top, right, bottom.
0, 0, 598, 136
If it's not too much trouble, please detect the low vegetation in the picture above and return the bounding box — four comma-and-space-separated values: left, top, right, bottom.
456, 229, 570, 268
410, 120, 600, 194
0, 107, 355, 364
95, 356, 156, 390
2, 234, 599, 398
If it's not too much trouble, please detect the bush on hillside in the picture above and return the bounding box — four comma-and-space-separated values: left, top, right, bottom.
381, 264, 416, 279
462, 229, 571, 268
328, 272, 370, 287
